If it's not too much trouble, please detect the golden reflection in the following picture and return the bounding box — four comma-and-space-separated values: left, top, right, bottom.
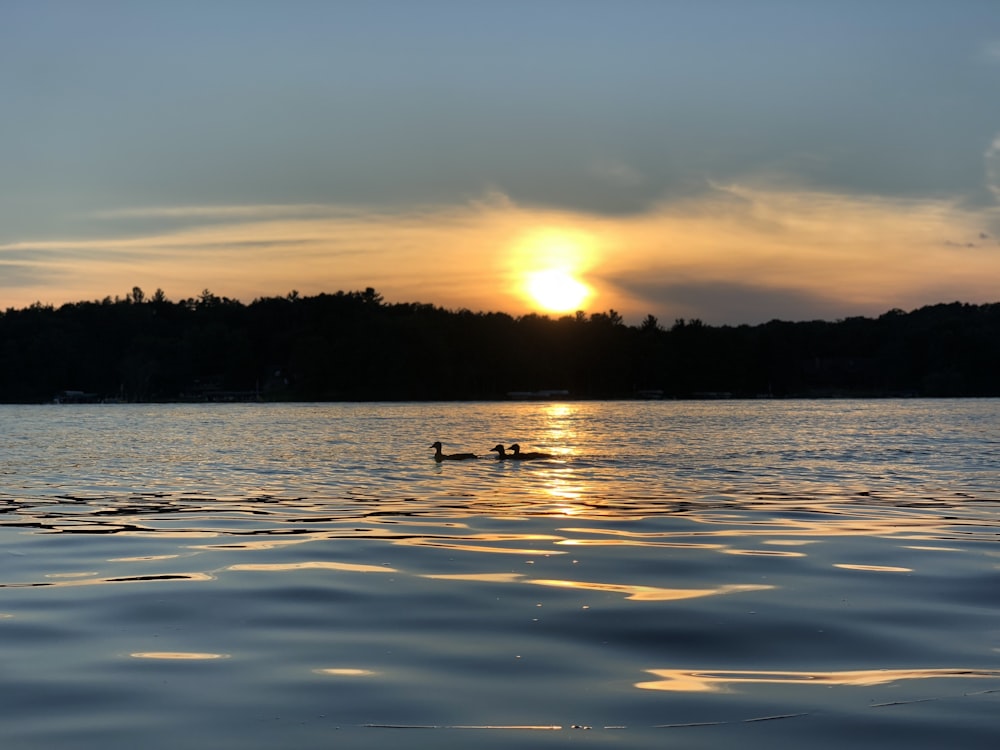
131, 652, 228, 660
902, 545, 963, 552
188, 534, 325, 551
364, 724, 563, 730
542, 403, 574, 419
561, 527, 688, 540
563, 508, 980, 543
432, 725, 562, 730
834, 563, 913, 573
419, 572, 772, 602
539, 473, 587, 515
723, 549, 805, 558
227, 561, 396, 573
537, 402, 582, 453
636, 668, 1000, 693
314, 668, 377, 676
558, 539, 725, 550
125, 531, 221, 539
399, 540, 565, 555
526, 579, 773, 601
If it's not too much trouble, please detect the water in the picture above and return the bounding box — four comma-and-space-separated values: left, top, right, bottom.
1, 400, 998, 749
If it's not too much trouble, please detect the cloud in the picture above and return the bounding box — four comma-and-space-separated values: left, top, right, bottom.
987, 134, 1000, 202
0, 199, 530, 311
0, 261, 65, 293
2, 184, 999, 323
589, 182, 1000, 323
611, 278, 851, 325
89, 204, 343, 220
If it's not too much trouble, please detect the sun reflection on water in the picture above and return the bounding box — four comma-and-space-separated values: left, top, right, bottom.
131, 652, 229, 660
2, 401, 998, 745
424, 572, 773, 601
227, 561, 397, 573
314, 668, 378, 677
636, 668, 1000, 693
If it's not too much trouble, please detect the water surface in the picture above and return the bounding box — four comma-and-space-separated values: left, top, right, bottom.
1, 400, 998, 748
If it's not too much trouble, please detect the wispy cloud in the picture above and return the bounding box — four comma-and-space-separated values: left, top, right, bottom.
986, 134, 1000, 202
88, 204, 342, 220
2, 186, 999, 323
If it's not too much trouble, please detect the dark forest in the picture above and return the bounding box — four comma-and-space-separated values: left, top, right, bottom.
1, 287, 998, 403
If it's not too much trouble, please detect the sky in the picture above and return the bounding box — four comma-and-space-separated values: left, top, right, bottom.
2, 0, 1000, 325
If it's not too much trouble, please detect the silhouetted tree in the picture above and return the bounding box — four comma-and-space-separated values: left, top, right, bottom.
0, 288, 997, 402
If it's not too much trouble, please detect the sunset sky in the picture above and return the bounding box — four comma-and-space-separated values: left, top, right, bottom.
3, 0, 1000, 325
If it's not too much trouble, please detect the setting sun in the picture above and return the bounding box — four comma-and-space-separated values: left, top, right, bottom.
526, 269, 592, 313
510, 227, 599, 314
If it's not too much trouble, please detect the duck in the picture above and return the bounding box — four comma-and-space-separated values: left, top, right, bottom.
490, 444, 510, 459
508, 443, 554, 460
430, 441, 478, 462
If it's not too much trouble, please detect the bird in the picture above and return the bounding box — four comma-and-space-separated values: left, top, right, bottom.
430, 441, 478, 462
508, 444, 553, 460
489, 444, 510, 459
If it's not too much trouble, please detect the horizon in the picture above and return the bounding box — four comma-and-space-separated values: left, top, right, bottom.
5, 283, 995, 330
3, 2, 1000, 326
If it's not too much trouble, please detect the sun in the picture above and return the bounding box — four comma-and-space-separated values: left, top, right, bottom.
510, 227, 598, 314
526, 269, 591, 313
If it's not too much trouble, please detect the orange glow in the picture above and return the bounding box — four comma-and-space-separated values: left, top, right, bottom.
524, 269, 591, 313
363, 724, 564, 730
4, 186, 1000, 322
314, 668, 378, 676
834, 563, 913, 573
636, 667, 1000, 693
509, 227, 597, 313
420, 573, 772, 602
227, 561, 397, 573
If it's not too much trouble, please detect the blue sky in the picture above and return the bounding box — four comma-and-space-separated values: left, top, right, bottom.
3, 0, 1000, 324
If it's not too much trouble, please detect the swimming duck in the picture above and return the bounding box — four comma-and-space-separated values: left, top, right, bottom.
490, 444, 510, 459
508, 444, 553, 460
430, 441, 478, 462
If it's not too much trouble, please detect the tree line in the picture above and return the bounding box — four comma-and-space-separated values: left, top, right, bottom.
1, 286, 998, 403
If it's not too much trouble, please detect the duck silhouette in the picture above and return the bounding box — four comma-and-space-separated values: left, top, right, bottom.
489, 444, 510, 459
430, 441, 478, 462
508, 444, 553, 460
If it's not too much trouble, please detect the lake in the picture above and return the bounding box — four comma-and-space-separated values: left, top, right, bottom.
1, 400, 998, 749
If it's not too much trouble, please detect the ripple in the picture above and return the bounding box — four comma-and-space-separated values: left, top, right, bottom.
636, 668, 1000, 693
1, 401, 998, 750
834, 563, 914, 573
130, 652, 229, 660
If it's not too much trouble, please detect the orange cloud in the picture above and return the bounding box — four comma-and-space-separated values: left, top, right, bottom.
2, 184, 997, 323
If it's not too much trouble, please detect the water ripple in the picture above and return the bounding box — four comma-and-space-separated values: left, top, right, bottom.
1, 401, 998, 750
